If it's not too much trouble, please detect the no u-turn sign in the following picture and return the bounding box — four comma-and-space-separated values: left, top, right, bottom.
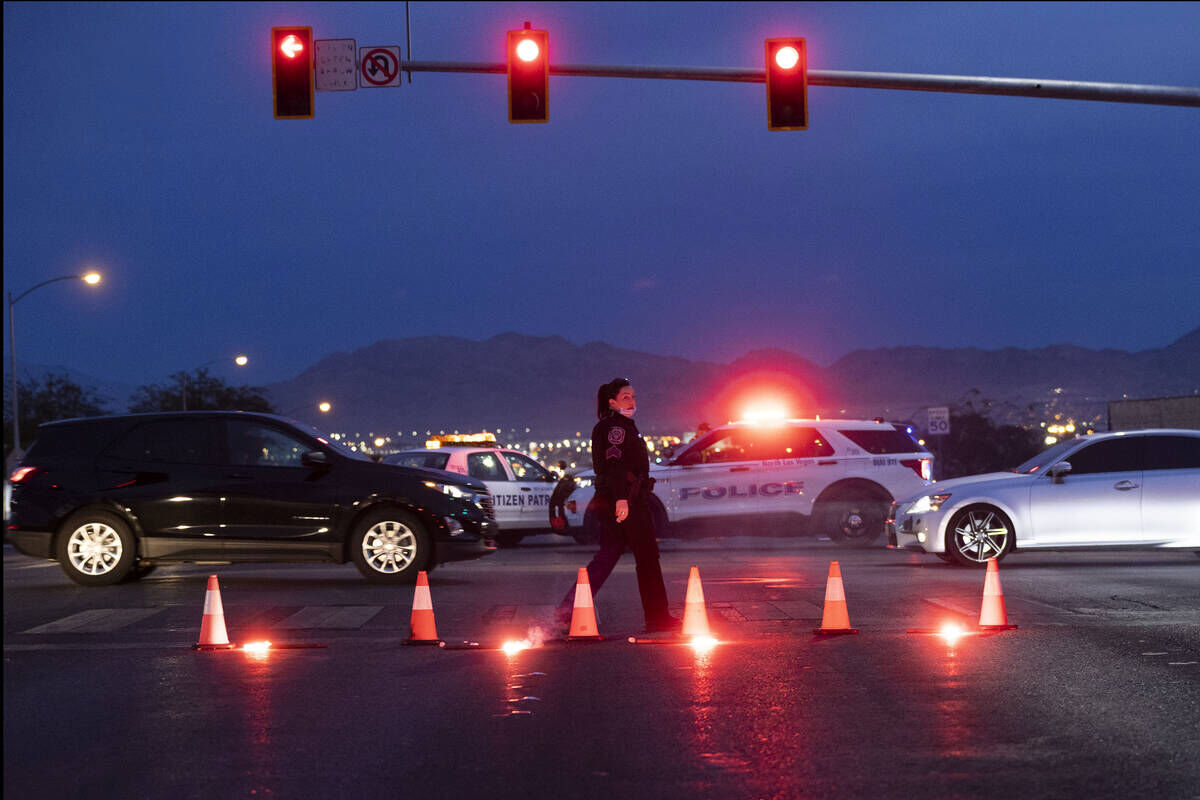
359, 46, 403, 88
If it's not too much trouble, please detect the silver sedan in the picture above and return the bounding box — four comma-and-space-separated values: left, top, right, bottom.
889, 429, 1200, 566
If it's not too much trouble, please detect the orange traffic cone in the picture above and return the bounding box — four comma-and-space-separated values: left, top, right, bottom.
814, 561, 859, 635
194, 574, 236, 650
566, 567, 603, 641
405, 571, 441, 645
978, 558, 1018, 630
681, 565, 712, 638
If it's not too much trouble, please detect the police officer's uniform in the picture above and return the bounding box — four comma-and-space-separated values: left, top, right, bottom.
557, 410, 674, 631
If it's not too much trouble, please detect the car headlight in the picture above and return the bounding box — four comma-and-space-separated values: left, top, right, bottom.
424, 481, 477, 501
905, 493, 952, 514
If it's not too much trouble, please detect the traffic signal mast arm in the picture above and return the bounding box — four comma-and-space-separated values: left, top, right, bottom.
390, 60, 1200, 107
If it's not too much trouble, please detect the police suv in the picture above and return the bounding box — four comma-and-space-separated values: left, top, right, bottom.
385, 446, 557, 547
552, 418, 933, 546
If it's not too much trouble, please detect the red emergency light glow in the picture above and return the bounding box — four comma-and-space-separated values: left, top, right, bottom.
501, 640, 530, 656
280, 34, 304, 58
775, 45, 800, 70
9, 466, 38, 483
938, 622, 968, 647
515, 38, 540, 62
689, 636, 719, 654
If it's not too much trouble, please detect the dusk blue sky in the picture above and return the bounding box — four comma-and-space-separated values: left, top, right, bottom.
4, 2, 1199, 389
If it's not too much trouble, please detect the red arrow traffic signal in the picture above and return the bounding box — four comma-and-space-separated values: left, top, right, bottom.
272, 26, 314, 119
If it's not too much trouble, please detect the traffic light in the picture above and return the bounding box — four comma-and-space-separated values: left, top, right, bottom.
272, 26, 314, 119
765, 38, 807, 130
507, 27, 549, 123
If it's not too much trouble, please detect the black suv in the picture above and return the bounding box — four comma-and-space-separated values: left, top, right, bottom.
7, 412, 496, 586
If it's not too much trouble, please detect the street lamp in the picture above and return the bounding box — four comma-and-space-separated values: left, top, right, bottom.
7, 271, 103, 458
284, 401, 332, 416
181, 355, 248, 411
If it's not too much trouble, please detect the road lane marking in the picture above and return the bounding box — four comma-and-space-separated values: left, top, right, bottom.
273, 606, 383, 629
23, 608, 163, 634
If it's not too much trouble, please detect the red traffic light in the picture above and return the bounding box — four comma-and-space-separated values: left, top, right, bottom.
507, 28, 549, 123
765, 37, 808, 131
280, 34, 305, 59
271, 26, 314, 120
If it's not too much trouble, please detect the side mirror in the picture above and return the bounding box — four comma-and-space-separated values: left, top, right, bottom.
301, 450, 330, 468
1048, 461, 1072, 484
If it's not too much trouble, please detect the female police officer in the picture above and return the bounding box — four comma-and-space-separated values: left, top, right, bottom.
555, 378, 680, 634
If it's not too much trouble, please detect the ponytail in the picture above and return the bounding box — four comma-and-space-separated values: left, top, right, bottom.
596, 377, 631, 419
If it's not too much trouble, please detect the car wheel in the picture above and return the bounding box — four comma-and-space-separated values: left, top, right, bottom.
818, 499, 887, 546
350, 509, 431, 584
56, 510, 136, 586
944, 505, 1014, 567
493, 532, 525, 548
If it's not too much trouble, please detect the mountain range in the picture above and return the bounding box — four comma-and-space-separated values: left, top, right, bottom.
263, 327, 1200, 436
15, 327, 1197, 437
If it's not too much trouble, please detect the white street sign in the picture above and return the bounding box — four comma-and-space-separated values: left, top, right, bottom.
315, 39, 357, 92
358, 46, 403, 88
927, 406, 951, 436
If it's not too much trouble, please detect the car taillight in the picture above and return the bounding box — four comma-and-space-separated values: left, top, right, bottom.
900, 459, 932, 481
9, 466, 38, 484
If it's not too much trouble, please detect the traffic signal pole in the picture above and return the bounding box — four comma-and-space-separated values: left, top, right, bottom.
392, 60, 1200, 107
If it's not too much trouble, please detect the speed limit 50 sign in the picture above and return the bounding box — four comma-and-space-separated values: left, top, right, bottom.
927, 407, 950, 436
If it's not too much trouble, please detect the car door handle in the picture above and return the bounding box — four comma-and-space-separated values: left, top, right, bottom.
1113, 480, 1139, 491
520, 487, 532, 491
729, 467, 751, 472
817, 460, 838, 466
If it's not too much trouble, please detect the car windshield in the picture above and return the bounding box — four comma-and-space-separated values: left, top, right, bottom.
1012, 438, 1080, 474
295, 422, 374, 462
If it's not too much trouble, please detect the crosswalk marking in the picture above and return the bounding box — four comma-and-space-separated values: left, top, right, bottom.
23, 608, 163, 634
273, 606, 383, 629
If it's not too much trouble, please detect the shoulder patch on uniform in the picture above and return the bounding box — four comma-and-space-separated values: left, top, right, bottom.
608, 427, 625, 445
606, 445, 622, 460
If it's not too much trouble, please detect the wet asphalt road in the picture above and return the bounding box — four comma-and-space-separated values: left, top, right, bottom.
4, 537, 1199, 799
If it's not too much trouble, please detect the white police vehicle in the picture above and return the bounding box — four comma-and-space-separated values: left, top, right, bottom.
552, 418, 933, 546
385, 444, 557, 547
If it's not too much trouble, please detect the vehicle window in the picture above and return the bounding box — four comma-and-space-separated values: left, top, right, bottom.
385, 452, 451, 470
692, 428, 834, 463
467, 452, 509, 481
503, 452, 553, 481
227, 421, 310, 467
837, 427, 927, 455
104, 420, 220, 464
1014, 438, 1080, 473
1062, 437, 1143, 475
1142, 435, 1200, 471
782, 428, 835, 458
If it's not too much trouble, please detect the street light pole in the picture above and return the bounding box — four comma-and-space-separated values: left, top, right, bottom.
7, 273, 102, 458
181, 355, 248, 411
